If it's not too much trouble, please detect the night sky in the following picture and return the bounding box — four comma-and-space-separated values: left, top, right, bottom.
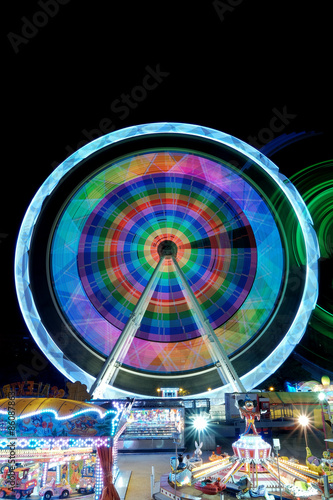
2, 1, 332, 394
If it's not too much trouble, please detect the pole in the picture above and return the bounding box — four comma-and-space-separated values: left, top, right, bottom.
321, 402, 329, 450
150, 473, 154, 498
275, 451, 282, 500
273, 440, 282, 500
251, 461, 255, 488
304, 426, 308, 449
323, 474, 330, 500
175, 437, 178, 497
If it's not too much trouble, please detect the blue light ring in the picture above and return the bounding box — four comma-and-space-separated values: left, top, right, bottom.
15, 122, 319, 396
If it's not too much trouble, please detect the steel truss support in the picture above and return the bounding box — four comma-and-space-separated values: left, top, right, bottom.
172, 257, 245, 393
89, 256, 166, 399
90, 253, 245, 399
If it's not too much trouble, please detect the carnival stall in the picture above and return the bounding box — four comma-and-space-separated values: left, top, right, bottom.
119, 399, 185, 451
0, 397, 132, 500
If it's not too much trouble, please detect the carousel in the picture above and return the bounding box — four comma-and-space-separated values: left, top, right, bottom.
161, 395, 333, 500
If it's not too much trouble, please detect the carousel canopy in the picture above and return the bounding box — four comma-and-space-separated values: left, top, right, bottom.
0, 398, 108, 418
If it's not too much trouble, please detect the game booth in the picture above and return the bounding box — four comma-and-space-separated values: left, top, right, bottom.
0, 397, 132, 500
119, 399, 185, 452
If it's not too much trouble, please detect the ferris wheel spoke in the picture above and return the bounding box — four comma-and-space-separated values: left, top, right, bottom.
89, 256, 166, 399
171, 256, 245, 393
178, 220, 254, 253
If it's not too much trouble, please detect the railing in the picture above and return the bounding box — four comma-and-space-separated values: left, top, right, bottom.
211, 402, 301, 424
269, 405, 295, 420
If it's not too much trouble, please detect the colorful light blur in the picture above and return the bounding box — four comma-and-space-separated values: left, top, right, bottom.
14, 123, 320, 396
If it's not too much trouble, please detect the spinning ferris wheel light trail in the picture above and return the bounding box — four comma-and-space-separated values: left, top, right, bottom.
14, 123, 319, 398
90, 239, 246, 399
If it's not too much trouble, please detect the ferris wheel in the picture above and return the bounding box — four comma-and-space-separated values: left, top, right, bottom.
15, 123, 319, 398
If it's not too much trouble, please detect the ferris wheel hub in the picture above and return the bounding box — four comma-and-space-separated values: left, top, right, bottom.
158, 240, 178, 257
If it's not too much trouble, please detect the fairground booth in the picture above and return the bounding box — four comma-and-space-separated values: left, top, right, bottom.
0, 395, 132, 500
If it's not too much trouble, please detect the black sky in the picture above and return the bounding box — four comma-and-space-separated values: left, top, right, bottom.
2, 1, 332, 392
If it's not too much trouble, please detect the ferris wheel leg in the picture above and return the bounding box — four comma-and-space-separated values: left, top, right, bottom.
89, 256, 166, 399
171, 256, 246, 393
